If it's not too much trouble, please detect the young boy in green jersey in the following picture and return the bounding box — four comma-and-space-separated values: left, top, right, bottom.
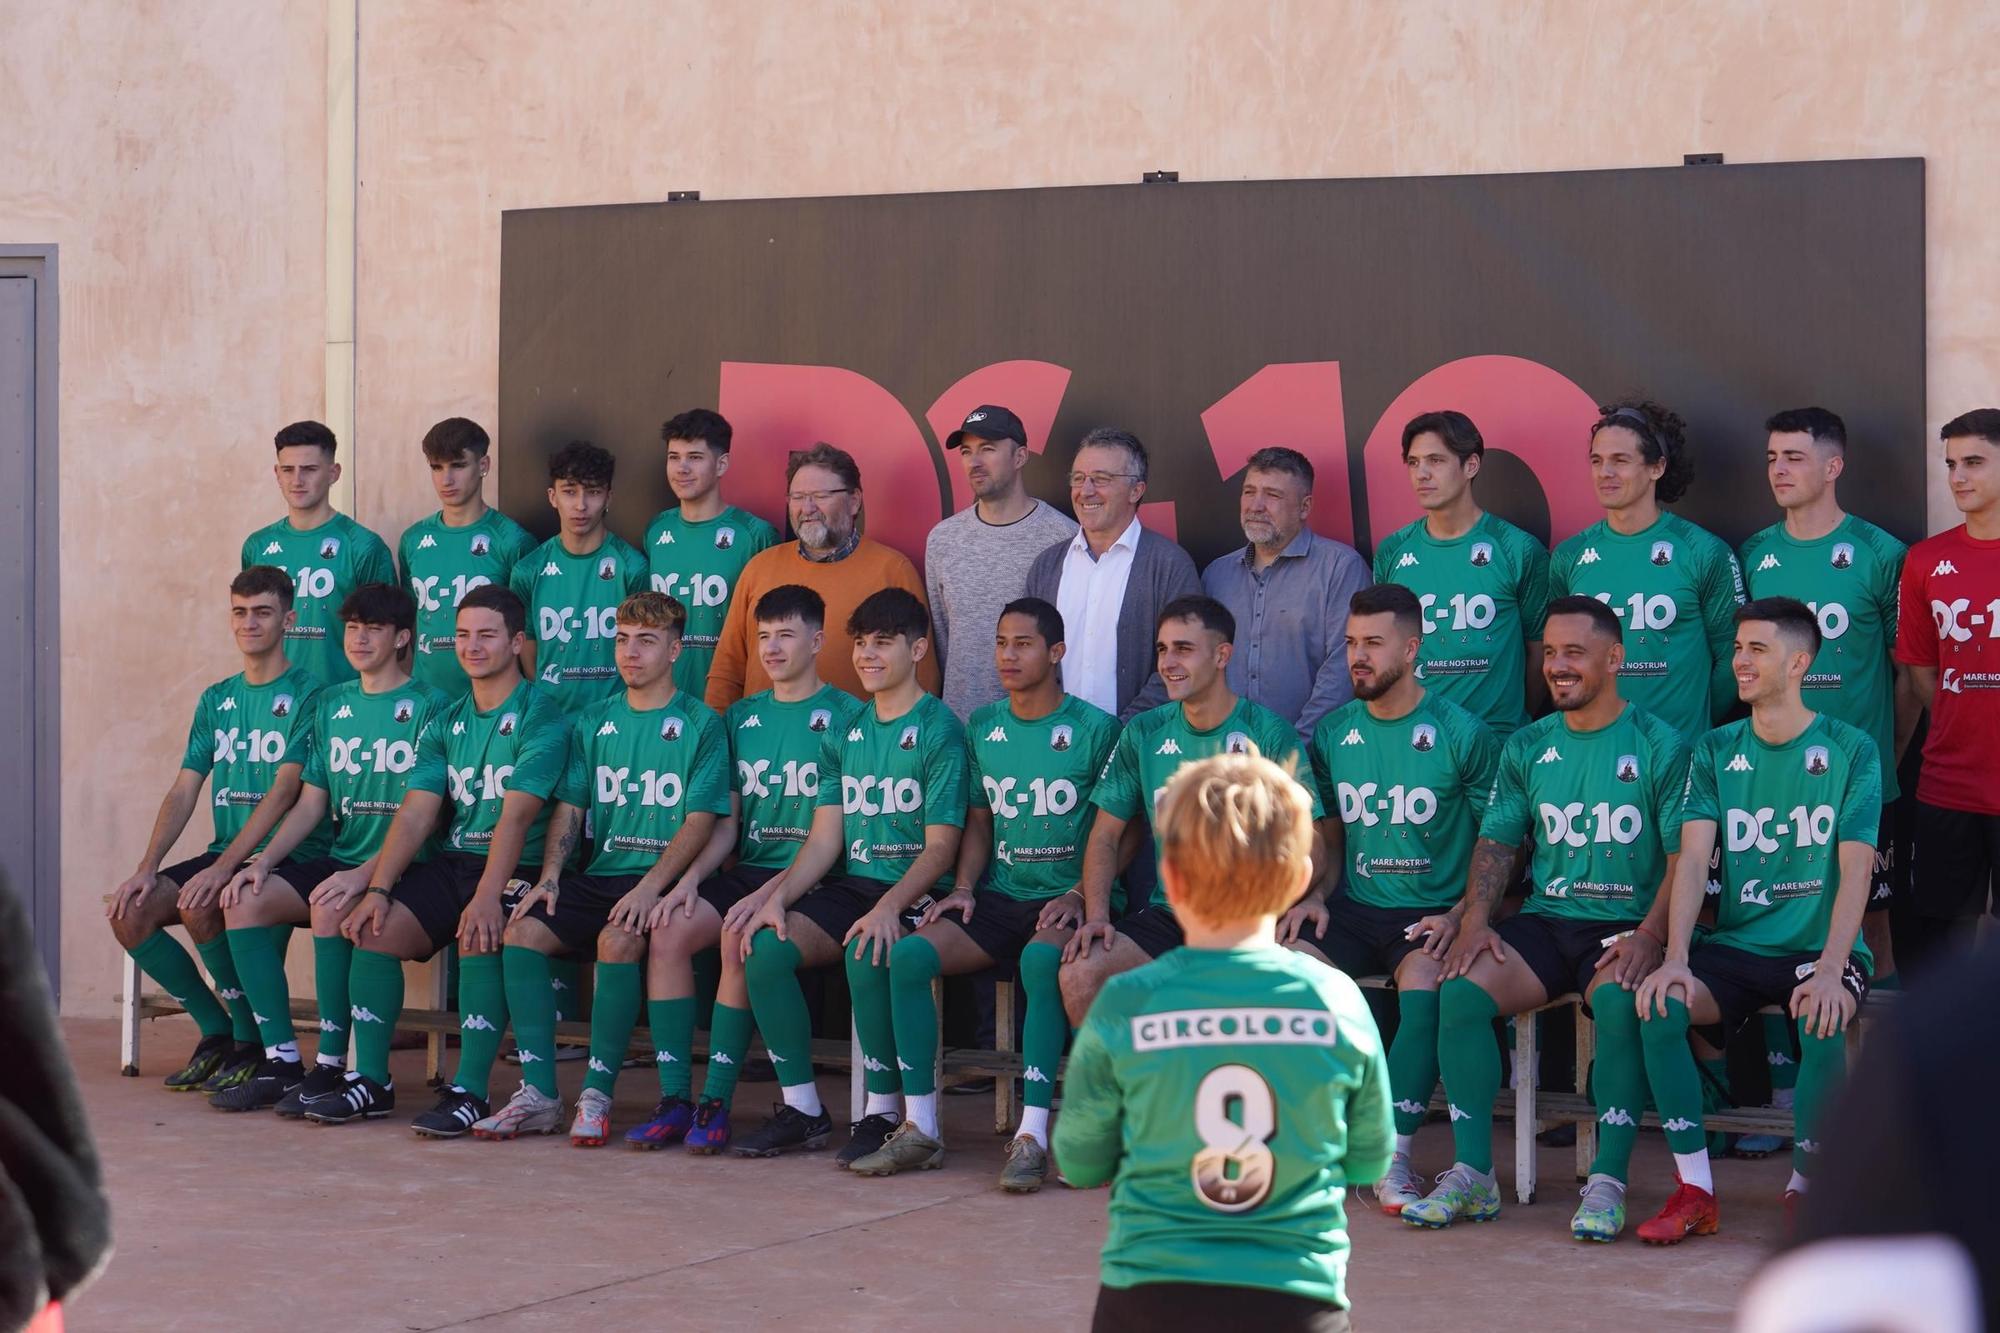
215, 583, 451, 1115
313, 585, 570, 1133
1626, 598, 1880, 1244
511, 440, 650, 715
398, 418, 536, 696
1055, 750, 1393, 1332
1415, 596, 1690, 1240
621, 584, 860, 1154
646, 409, 778, 698
483, 592, 731, 1144
845, 597, 1122, 1188
733, 588, 969, 1165
242, 420, 397, 686
107, 566, 326, 1095
1286, 584, 1500, 1214
1061, 596, 1318, 1021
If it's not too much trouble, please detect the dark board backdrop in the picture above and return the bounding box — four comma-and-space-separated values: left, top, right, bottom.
498, 160, 1924, 570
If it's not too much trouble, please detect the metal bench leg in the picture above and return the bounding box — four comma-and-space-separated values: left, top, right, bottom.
120, 952, 141, 1076
1574, 1002, 1596, 1181
426, 947, 452, 1084
994, 979, 1017, 1135
1514, 1012, 1538, 1205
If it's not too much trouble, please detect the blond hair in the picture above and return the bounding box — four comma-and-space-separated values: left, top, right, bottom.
617, 591, 687, 635
1155, 750, 1314, 922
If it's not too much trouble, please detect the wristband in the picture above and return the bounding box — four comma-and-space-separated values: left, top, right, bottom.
366, 886, 392, 900
1635, 924, 1666, 948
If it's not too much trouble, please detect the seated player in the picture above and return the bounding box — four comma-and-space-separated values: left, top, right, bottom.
309, 586, 569, 1133
621, 585, 861, 1153
1061, 596, 1317, 1019
1627, 597, 1880, 1243
1283, 584, 1499, 1213
1054, 751, 1393, 1333
215, 583, 450, 1114
1412, 596, 1689, 1240
489, 592, 730, 1143
733, 589, 968, 1166
845, 598, 1122, 1187
106, 566, 325, 1096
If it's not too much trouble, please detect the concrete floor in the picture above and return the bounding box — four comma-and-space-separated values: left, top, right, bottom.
62, 1016, 1785, 1331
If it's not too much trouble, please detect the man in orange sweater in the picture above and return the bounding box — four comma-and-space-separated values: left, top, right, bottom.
705, 442, 939, 705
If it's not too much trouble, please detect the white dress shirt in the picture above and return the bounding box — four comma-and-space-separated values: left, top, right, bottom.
1055, 516, 1141, 716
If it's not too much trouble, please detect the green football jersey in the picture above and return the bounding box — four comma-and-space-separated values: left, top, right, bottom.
1683, 714, 1881, 967
406, 678, 570, 868
1309, 692, 1499, 912
1739, 516, 1907, 802
242, 512, 398, 686
179, 664, 328, 858
555, 690, 732, 877
644, 504, 779, 697
1480, 704, 1690, 923
1094, 696, 1321, 902
967, 693, 1123, 901
1548, 511, 1746, 740
815, 692, 969, 891
1053, 946, 1393, 1310
301, 677, 454, 865
397, 508, 537, 696
508, 532, 651, 715
1373, 512, 1550, 735
727, 684, 864, 869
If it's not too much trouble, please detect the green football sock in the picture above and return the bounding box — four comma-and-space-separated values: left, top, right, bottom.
649, 997, 696, 1099
548, 954, 583, 1022
1388, 988, 1442, 1137
195, 933, 259, 1044
1018, 941, 1068, 1111
700, 1003, 756, 1106
887, 934, 942, 1098
348, 949, 404, 1084
311, 935, 353, 1064
743, 932, 813, 1087
1762, 1011, 1800, 1098
224, 926, 296, 1051
1436, 979, 1501, 1173
452, 952, 509, 1101
1586, 982, 1648, 1180
1792, 1021, 1848, 1176
128, 932, 231, 1038
844, 938, 901, 1097
586, 961, 643, 1096
1639, 997, 1707, 1154
501, 946, 558, 1096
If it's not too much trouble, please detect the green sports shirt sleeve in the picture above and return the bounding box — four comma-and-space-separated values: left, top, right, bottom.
356, 527, 398, 590
812, 726, 845, 812
1477, 729, 1533, 846
1253, 706, 1323, 819
1837, 728, 1885, 847
1343, 1003, 1396, 1187
551, 715, 591, 809
181, 688, 217, 777
1649, 725, 1692, 855
1697, 542, 1749, 725
1453, 705, 1502, 825
685, 707, 733, 816
406, 713, 450, 799
508, 696, 571, 802
1682, 730, 1722, 825
1089, 725, 1146, 823
1515, 529, 1552, 640
922, 719, 970, 830
1049, 1012, 1121, 1189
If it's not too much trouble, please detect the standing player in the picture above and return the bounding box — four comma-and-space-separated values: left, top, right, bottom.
1628, 598, 1879, 1242
1054, 752, 1393, 1331
105, 567, 326, 1094
214, 584, 451, 1114
1374, 410, 1550, 734
398, 418, 536, 696
646, 409, 778, 698
845, 598, 1121, 1188
1548, 400, 1744, 741
243, 420, 397, 686
733, 589, 968, 1165
1896, 408, 2000, 977
1061, 597, 1318, 1018
512, 440, 651, 715
311, 586, 570, 1134
1412, 597, 1688, 1240
1283, 583, 1499, 1213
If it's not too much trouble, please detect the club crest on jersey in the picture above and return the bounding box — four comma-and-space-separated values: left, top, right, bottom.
1805, 745, 1830, 776
319, 537, 341, 559
1470, 541, 1493, 567
498, 712, 518, 737
809, 708, 832, 732
899, 725, 919, 751
394, 699, 414, 723
1225, 731, 1251, 755
1650, 540, 1674, 566
1616, 754, 1639, 782
597, 556, 618, 581
715, 527, 735, 550
1052, 724, 1073, 751
471, 533, 491, 557
1410, 723, 1436, 752
271, 694, 294, 718
661, 716, 684, 742
1831, 542, 1854, 570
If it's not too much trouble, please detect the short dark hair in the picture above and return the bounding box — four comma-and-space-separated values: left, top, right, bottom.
1591, 399, 1694, 505
232, 564, 295, 611
339, 582, 416, 635
1764, 407, 1846, 450
661, 408, 733, 454
786, 442, 862, 491
1348, 583, 1424, 638
998, 596, 1065, 648
457, 583, 526, 638
1941, 409, 2000, 447
1157, 594, 1235, 644
274, 420, 336, 457
422, 417, 490, 462
1737, 596, 1822, 660
1244, 446, 1314, 491
548, 440, 616, 488
1075, 426, 1150, 484
755, 584, 826, 629
1542, 594, 1624, 643
847, 587, 930, 641
1401, 410, 1485, 462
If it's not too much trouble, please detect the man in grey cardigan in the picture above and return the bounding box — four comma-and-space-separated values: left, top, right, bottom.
1025, 427, 1199, 722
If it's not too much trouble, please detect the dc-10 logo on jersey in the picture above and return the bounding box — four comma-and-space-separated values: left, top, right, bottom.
1616, 754, 1639, 783
1470, 542, 1493, 567
809, 709, 832, 733
1831, 542, 1853, 570
320, 537, 341, 560
1650, 540, 1674, 566
272, 694, 294, 718
1225, 731, 1251, 755
1052, 724, 1073, 751
470, 533, 491, 557
1411, 723, 1436, 752
597, 556, 618, 581
899, 725, 919, 751
394, 699, 414, 724
1805, 745, 1830, 776
715, 527, 735, 550
498, 712, 518, 737
661, 716, 684, 742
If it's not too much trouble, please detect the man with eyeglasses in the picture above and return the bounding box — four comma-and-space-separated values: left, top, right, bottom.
706, 441, 937, 707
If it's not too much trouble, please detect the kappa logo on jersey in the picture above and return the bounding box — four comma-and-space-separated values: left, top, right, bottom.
1577, 548, 1601, 565
418, 534, 438, 550
655, 530, 674, 546
985, 725, 1008, 742
1933, 559, 1959, 577
272, 694, 294, 718
715, 527, 735, 550
1411, 723, 1436, 752
596, 720, 619, 737
899, 724, 919, 751
596, 556, 618, 581
738, 714, 762, 729
1756, 553, 1781, 572
1225, 731, 1251, 755
1831, 542, 1853, 569
1470, 541, 1493, 567
847, 727, 864, 742
452, 720, 466, 735
1052, 724, 1073, 751
498, 712, 518, 737
1156, 738, 1182, 756
809, 709, 832, 732
261, 540, 284, 555
1805, 745, 1830, 775
1616, 753, 1639, 782
661, 716, 683, 742
1339, 728, 1363, 746
1650, 540, 1674, 566
1536, 746, 1562, 764
217, 698, 237, 712
393, 699, 413, 723
1395, 551, 1419, 569
470, 534, 490, 557
1726, 753, 1753, 772
333, 705, 355, 720
540, 561, 562, 577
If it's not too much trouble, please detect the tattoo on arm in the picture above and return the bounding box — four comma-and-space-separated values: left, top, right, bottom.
1467, 838, 1514, 910
549, 808, 580, 872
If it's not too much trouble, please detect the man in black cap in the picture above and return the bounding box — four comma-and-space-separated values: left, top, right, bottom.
925, 405, 1077, 720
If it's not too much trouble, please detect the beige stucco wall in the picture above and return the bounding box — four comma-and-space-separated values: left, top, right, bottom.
4, 0, 1996, 1008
